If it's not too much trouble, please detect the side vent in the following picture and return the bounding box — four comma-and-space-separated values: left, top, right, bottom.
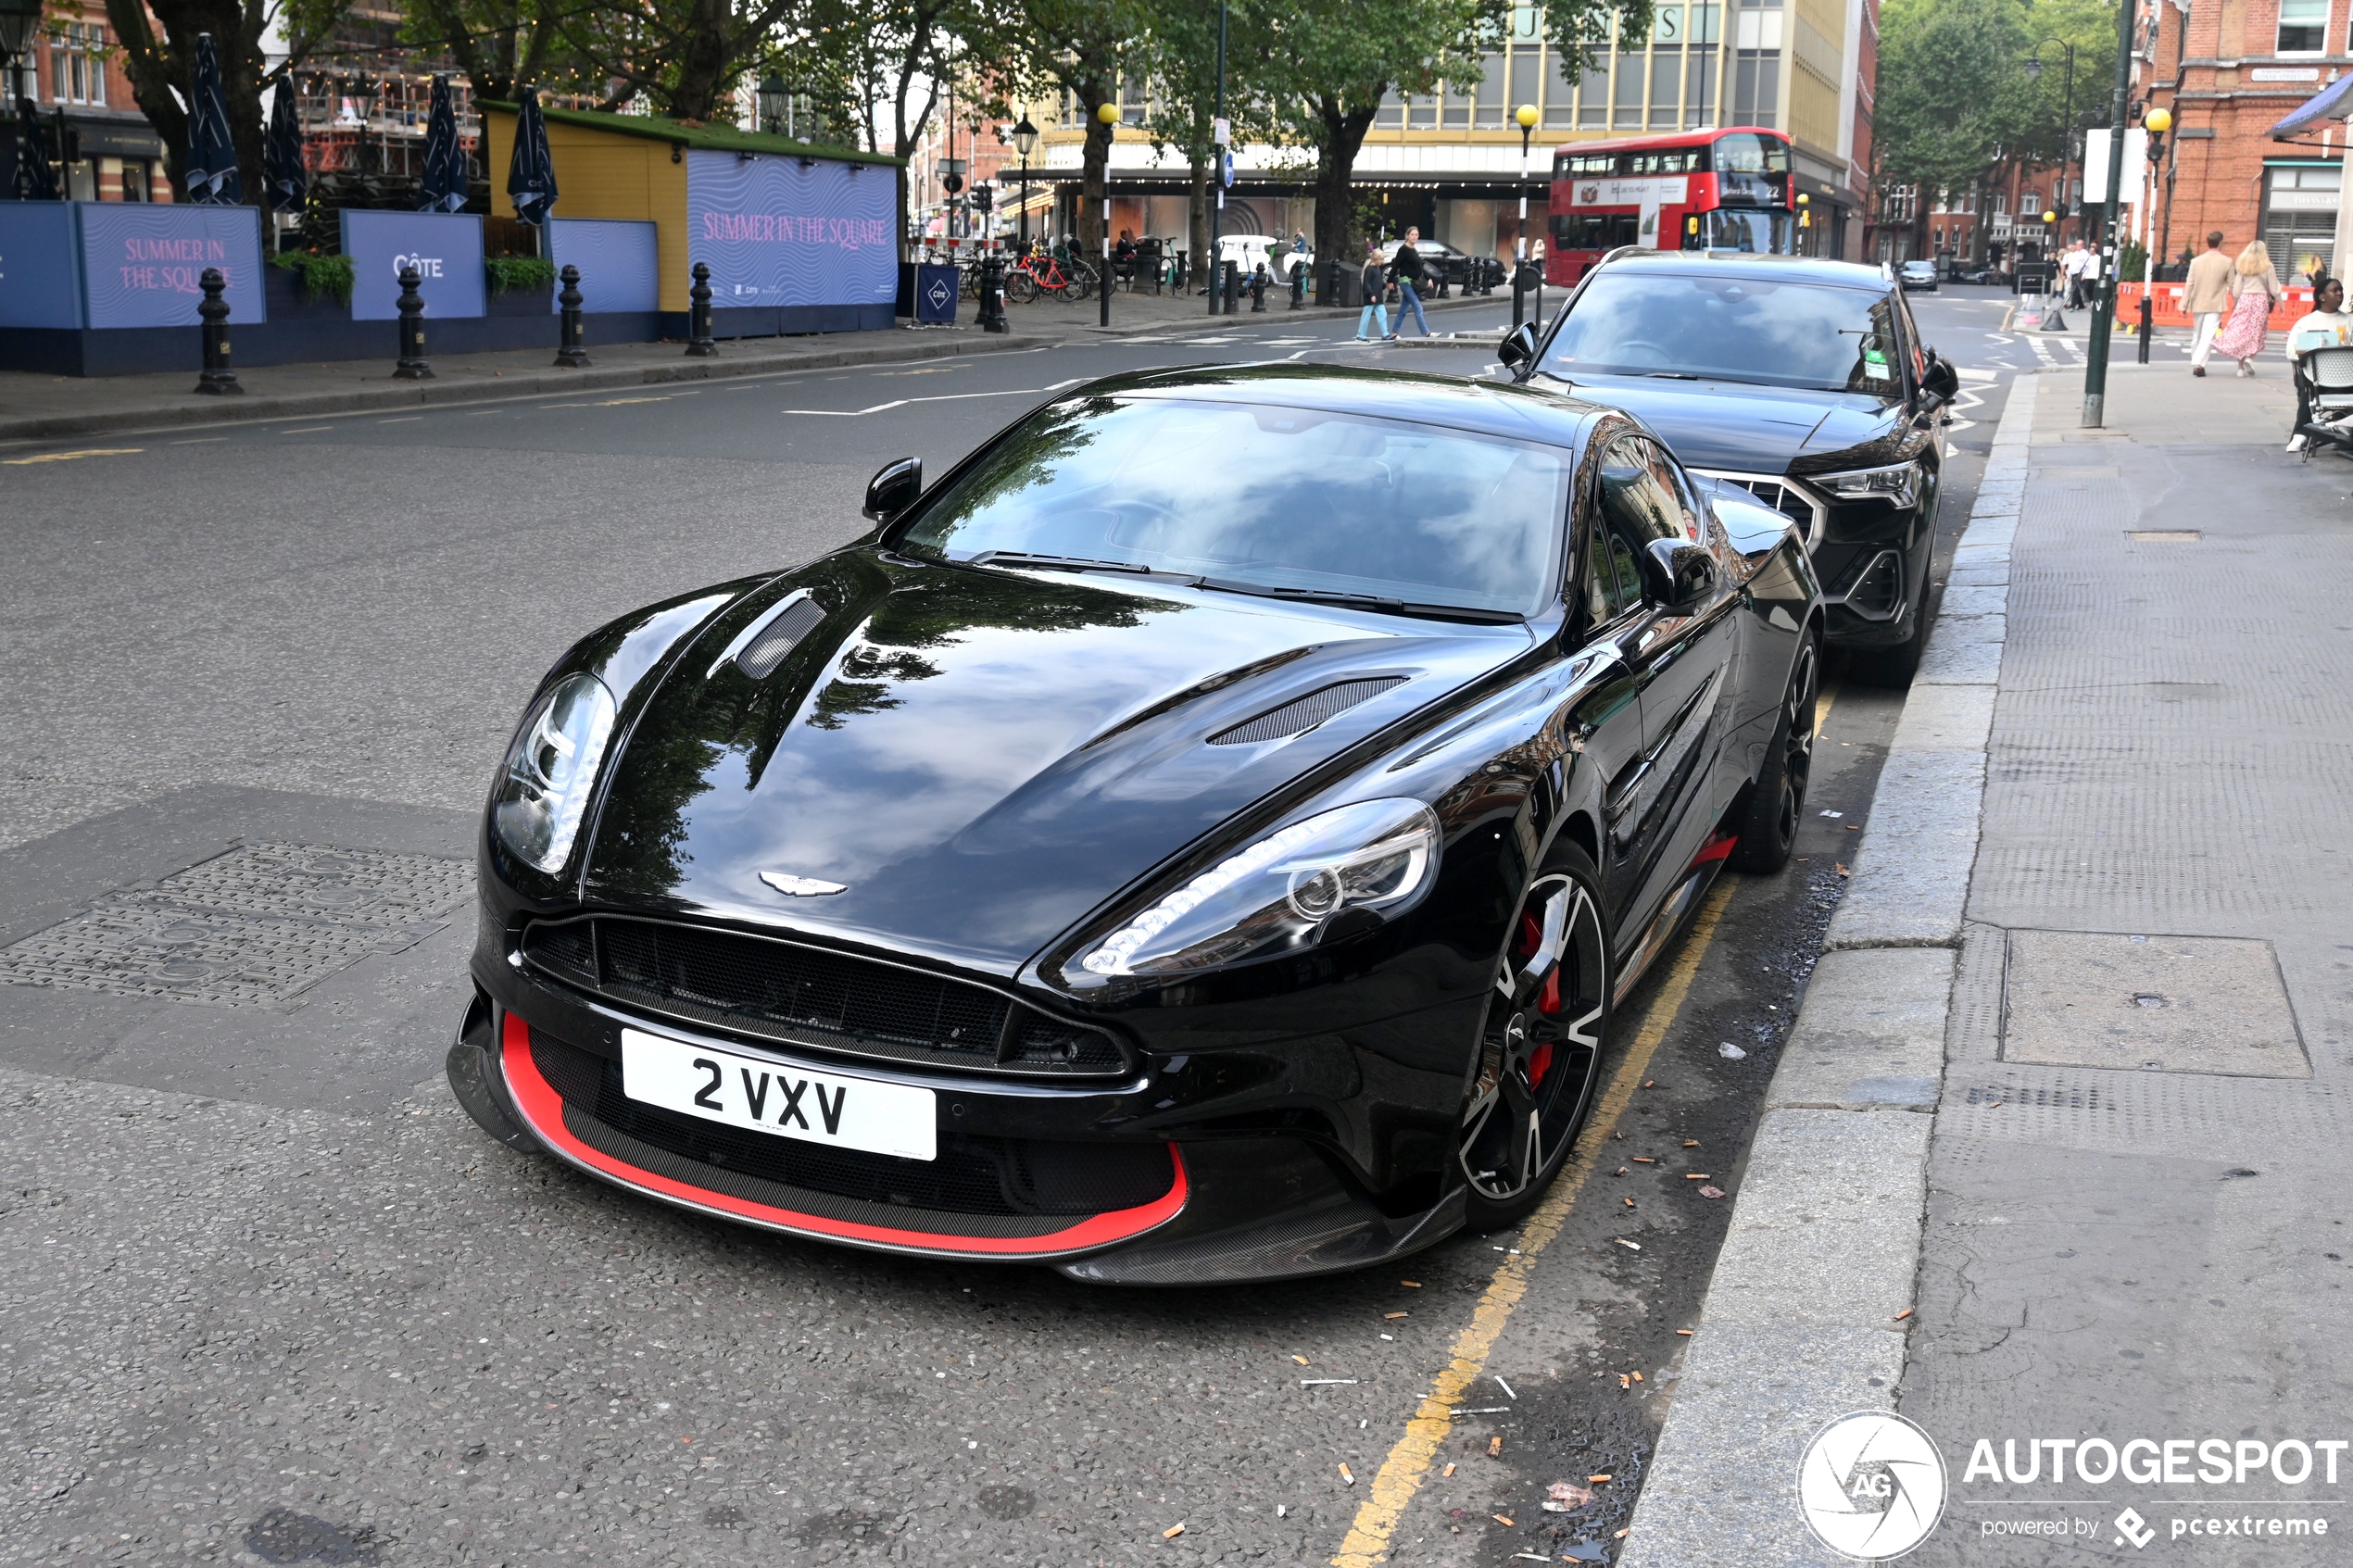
730, 597, 828, 681
1208, 676, 1407, 746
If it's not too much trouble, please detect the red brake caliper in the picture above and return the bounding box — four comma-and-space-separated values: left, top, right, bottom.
1519, 912, 1558, 1086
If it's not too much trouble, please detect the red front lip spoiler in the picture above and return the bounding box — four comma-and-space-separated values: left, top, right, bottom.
498, 1014, 1189, 1260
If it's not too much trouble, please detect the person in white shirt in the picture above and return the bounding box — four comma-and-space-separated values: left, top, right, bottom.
2061, 242, 2089, 307
2285, 275, 2351, 452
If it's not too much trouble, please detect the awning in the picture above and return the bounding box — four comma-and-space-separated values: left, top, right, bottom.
2270, 73, 2353, 138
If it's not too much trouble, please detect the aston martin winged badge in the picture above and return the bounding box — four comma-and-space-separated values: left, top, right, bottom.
760, 872, 848, 897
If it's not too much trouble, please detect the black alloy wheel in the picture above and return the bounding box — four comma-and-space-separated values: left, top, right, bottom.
1733, 632, 1820, 874
1459, 848, 1613, 1229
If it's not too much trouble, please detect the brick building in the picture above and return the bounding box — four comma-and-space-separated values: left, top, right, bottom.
4, 1, 170, 200
2145, 0, 2350, 280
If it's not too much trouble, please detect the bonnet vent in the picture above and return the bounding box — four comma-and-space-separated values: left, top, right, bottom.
731, 597, 828, 681
1208, 677, 1407, 746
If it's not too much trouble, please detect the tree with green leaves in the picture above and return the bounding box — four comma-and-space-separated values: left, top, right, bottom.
401, 0, 598, 107
105, 0, 348, 199
992, 0, 1144, 255
1263, 0, 1655, 271
1129, 0, 1284, 272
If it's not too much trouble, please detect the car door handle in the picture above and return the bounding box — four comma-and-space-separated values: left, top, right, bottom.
1605, 756, 1649, 822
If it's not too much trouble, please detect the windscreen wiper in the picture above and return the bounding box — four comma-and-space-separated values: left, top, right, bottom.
1636, 370, 1700, 380
966, 551, 1158, 575
1197, 579, 1525, 624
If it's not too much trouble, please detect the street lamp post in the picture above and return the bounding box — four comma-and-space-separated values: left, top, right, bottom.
1209, 0, 1227, 316
2023, 44, 2078, 244
0, 0, 42, 101
1012, 116, 1037, 253
2138, 107, 2171, 362
1097, 99, 1120, 328
2082, 0, 2137, 428
1513, 103, 1539, 329
757, 74, 786, 138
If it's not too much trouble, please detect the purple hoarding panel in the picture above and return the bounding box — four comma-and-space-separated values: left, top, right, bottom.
342, 210, 486, 320
547, 219, 659, 314
79, 203, 264, 329
0, 202, 83, 328
685, 151, 897, 310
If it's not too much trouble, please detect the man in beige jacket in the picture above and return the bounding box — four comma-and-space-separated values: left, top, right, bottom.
2184, 230, 2235, 376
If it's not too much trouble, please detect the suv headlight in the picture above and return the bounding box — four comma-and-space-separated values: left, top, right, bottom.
493, 672, 617, 873
1816, 459, 1923, 508
1067, 798, 1441, 981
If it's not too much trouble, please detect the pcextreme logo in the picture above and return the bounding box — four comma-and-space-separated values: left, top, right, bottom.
1798, 1411, 1950, 1561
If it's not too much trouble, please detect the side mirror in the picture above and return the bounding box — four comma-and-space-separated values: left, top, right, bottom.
1640, 537, 1718, 613
863, 457, 922, 523
1498, 323, 1539, 373
1921, 351, 1960, 403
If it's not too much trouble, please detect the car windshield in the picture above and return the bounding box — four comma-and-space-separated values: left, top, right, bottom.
1536, 271, 1904, 394
897, 395, 1568, 618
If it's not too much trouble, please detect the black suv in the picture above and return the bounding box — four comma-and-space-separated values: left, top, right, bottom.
1500, 250, 1959, 684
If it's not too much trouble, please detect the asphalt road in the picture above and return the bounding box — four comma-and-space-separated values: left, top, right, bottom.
0, 291, 2021, 1566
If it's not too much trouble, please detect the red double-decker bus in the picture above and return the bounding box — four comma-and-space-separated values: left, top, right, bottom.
1545, 126, 1795, 288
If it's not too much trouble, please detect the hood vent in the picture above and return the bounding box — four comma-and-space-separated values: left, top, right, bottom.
1208, 676, 1407, 746
718, 595, 828, 682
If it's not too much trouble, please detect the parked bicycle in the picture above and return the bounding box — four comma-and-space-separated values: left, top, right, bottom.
1003, 247, 1096, 304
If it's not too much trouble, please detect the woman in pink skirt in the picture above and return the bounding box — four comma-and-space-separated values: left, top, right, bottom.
2212, 240, 2284, 375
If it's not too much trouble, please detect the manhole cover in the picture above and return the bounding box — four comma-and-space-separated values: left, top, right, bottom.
2001, 931, 2307, 1077
0, 841, 472, 1010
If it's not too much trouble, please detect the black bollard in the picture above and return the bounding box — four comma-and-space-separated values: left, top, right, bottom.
2136, 289, 2153, 365
555, 264, 591, 368
977, 253, 1008, 333
194, 267, 241, 395
686, 262, 718, 358
1249, 264, 1267, 312
1222, 260, 1240, 314
393, 265, 434, 380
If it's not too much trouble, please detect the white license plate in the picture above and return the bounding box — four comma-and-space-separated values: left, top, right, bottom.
620, 1028, 936, 1161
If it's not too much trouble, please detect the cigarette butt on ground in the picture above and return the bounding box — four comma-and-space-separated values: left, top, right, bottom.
1164, 1524, 1184, 1538
1402, 1280, 1421, 1287
1292, 1355, 1310, 1365
1493, 1514, 1516, 1526
1443, 1462, 1456, 1477
1894, 1308, 1915, 1321
1340, 1463, 1355, 1485
1589, 1474, 1614, 1484
1385, 1311, 1409, 1320
1676, 1328, 1693, 1336
1489, 1436, 1504, 1457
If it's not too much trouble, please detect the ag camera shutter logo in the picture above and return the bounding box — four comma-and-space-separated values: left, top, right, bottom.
1797, 1411, 1948, 1560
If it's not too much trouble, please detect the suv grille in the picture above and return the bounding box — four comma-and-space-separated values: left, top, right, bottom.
519, 916, 1127, 1077
530, 1028, 1174, 1223
1701, 472, 1826, 545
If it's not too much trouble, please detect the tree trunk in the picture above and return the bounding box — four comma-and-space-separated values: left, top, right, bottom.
1311, 96, 1378, 283
663, 0, 735, 122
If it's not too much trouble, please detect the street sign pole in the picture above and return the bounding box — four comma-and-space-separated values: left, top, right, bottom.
1209, 0, 1226, 316
2082, 0, 2136, 428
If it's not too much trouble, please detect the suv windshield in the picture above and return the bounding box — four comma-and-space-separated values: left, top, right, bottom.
1536, 271, 1905, 395
898, 395, 1568, 617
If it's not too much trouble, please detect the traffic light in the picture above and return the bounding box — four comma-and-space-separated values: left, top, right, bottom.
973, 184, 993, 212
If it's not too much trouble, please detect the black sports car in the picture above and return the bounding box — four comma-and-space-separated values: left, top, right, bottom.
1504, 250, 1960, 684
447, 364, 1822, 1283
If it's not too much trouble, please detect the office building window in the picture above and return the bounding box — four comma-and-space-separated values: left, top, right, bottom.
1685, 48, 1718, 127
2277, 0, 2327, 52
1579, 56, 1609, 126
1731, 51, 1779, 122
1377, 88, 1403, 129
1474, 52, 1505, 127
1649, 46, 1682, 128
1613, 49, 1645, 128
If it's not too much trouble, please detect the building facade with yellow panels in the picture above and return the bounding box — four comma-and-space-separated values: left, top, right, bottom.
1024, 0, 1870, 262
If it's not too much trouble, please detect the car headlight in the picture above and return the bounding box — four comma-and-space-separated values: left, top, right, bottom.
1071, 798, 1441, 980
1816, 460, 1923, 508
493, 672, 617, 873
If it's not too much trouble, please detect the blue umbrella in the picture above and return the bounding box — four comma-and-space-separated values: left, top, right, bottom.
14, 95, 59, 200
264, 77, 306, 211
184, 32, 242, 204
506, 85, 557, 225
417, 74, 466, 212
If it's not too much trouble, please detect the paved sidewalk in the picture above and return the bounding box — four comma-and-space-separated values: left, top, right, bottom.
1623, 360, 2353, 1564
0, 286, 1504, 445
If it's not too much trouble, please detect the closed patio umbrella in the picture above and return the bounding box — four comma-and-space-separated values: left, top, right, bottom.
185, 32, 241, 204
14, 94, 58, 199
505, 85, 556, 225
264, 77, 306, 211
417, 73, 466, 212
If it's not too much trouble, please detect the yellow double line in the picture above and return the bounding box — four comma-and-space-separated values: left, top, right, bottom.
1329, 876, 1738, 1567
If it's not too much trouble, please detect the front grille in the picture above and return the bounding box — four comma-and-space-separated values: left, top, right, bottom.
530, 1028, 1174, 1223
519, 915, 1128, 1078
1702, 472, 1826, 545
